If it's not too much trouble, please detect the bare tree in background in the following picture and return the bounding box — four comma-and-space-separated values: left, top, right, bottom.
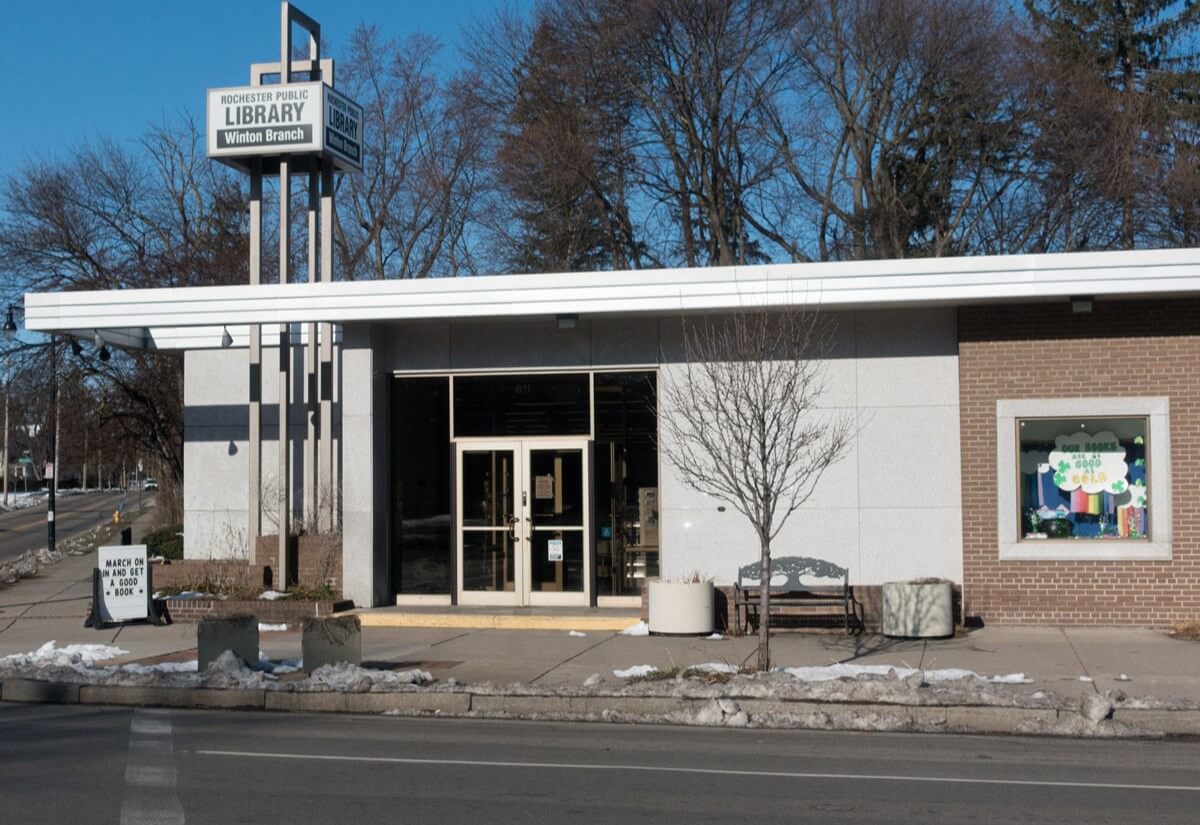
660, 310, 852, 671
0, 118, 245, 516
335, 26, 487, 279
772, 0, 1024, 261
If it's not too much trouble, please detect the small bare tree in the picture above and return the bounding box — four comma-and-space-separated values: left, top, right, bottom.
661, 310, 852, 671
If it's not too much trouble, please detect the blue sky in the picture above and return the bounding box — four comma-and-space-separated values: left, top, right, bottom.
0, 0, 516, 178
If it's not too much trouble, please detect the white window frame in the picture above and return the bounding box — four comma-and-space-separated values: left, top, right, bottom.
996, 397, 1171, 561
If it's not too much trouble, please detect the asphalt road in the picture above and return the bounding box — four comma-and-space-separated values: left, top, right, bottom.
0, 491, 130, 563
1, 705, 1198, 824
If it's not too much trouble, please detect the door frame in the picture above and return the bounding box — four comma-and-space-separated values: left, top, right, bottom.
455, 437, 591, 607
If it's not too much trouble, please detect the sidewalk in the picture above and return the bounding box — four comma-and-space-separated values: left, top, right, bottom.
0, 507, 196, 663
3, 546, 1198, 704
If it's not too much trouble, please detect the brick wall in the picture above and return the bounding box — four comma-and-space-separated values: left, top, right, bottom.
254, 535, 343, 592
163, 598, 352, 623
959, 299, 1200, 626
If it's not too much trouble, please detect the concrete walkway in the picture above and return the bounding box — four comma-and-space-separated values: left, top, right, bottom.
3, 543, 1198, 704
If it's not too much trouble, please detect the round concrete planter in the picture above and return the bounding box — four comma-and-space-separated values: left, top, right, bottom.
882, 580, 954, 638
648, 580, 714, 635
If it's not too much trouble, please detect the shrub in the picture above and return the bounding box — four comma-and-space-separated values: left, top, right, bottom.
144, 525, 183, 560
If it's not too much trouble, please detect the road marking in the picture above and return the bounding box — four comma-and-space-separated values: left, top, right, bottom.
123, 709, 184, 825
196, 750, 1200, 793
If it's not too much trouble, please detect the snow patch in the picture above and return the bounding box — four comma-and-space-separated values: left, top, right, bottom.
568, 631, 587, 637
258, 590, 289, 601
0, 642, 127, 670
705, 633, 725, 640
784, 663, 1034, 685
614, 664, 657, 679
304, 662, 432, 692
259, 623, 289, 632
620, 621, 649, 637
690, 662, 739, 674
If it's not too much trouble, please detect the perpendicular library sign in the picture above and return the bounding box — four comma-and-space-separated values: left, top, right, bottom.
206, 82, 363, 172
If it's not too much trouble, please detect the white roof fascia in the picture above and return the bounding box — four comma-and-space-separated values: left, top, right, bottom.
24, 247, 1200, 338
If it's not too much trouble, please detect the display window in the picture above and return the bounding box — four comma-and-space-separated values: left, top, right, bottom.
996, 397, 1170, 561
1018, 417, 1148, 541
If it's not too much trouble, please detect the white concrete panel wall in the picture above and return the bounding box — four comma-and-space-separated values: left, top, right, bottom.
183, 345, 338, 561
657, 308, 962, 586
340, 324, 387, 606
184, 307, 961, 602
183, 349, 249, 560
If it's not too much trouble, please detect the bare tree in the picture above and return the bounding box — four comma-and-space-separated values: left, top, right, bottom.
772, 0, 1025, 261
335, 26, 488, 279
660, 310, 852, 671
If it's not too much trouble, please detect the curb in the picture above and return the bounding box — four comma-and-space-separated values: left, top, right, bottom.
4, 678, 1199, 737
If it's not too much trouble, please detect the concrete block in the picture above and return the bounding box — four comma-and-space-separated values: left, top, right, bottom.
945, 705, 1056, 734
1115, 708, 1200, 736
302, 616, 362, 673
343, 691, 472, 715
265, 691, 348, 713
79, 685, 265, 709
1, 678, 80, 704
582, 696, 689, 716
470, 694, 574, 717
197, 615, 259, 670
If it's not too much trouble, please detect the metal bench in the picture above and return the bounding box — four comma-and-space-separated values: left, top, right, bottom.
733, 556, 856, 634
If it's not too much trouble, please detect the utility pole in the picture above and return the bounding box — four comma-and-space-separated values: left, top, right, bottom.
47, 335, 56, 555
3, 375, 9, 508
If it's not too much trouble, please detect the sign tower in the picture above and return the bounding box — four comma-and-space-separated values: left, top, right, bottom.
206, 3, 361, 587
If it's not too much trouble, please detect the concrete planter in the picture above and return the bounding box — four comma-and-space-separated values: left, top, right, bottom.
648, 580, 714, 635
882, 580, 954, 638
197, 615, 259, 669
302, 615, 362, 672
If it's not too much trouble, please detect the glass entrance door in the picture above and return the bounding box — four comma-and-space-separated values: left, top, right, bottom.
456, 440, 590, 606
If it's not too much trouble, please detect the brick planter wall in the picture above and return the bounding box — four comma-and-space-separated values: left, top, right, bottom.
254, 534, 342, 592
164, 598, 354, 623
959, 299, 1200, 626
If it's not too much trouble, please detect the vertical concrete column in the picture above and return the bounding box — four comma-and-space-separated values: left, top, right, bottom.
319, 165, 335, 533
340, 324, 385, 606
248, 163, 263, 549
305, 170, 319, 529
278, 159, 291, 587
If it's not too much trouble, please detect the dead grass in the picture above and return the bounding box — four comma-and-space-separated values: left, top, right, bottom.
1169, 621, 1200, 641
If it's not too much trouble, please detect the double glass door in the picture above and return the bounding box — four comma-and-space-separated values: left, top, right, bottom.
456, 440, 589, 606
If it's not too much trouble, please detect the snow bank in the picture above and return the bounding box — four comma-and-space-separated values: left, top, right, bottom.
0, 642, 127, 670
258, 590, 289, 601
301, 662, 433, 692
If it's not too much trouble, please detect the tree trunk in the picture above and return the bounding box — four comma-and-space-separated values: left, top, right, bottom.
757, 535, 771, 671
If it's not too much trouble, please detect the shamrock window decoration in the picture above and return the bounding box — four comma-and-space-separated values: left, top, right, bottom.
1018, 417, 1148, 541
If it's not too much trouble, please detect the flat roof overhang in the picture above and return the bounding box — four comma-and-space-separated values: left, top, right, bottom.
23, 247, 1200, 350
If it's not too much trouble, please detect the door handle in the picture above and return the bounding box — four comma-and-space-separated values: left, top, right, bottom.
507, 515, 520, 542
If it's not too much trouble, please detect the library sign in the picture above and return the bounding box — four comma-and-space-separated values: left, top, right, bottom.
96, 545, 150, 623
206, 82, 363, 171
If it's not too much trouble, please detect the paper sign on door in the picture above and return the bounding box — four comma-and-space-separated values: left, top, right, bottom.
548, 539, 564, 562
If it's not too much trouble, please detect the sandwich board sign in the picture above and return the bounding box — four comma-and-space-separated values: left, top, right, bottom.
96, 545, 150, 623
